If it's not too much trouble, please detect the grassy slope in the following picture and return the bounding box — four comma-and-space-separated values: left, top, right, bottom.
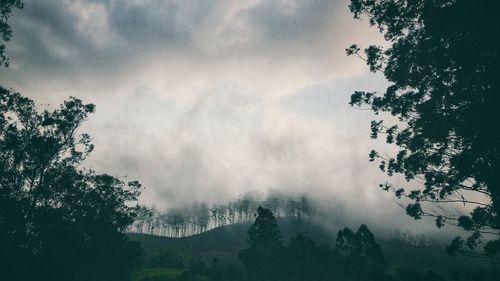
129, 219, 499, 274
129, 219, 335, 263
131, 268, 184, 281
129, 223, 249, 263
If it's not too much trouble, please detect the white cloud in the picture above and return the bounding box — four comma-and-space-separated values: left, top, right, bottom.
0, 0, 444, 235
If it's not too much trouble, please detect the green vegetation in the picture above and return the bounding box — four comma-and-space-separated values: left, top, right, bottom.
1, 5, 146, 280
131, 268, 185, 281
1, 1, 500, 280
0, 0, 23, 66
347, 0, 500, 257
0, 81, 145, 281
130, 207, 499, 281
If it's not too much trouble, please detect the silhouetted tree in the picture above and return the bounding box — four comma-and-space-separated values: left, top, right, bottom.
264, 195, 282, 218
216, 204, 228, 226
0, 0, 22, 67
246, 206, 282, 248
227, 201, 236, 224
298, 195, 313, 219
347, 0, 500, 257
196, 202, 210, 233
239, 206, 283, 281
337, 224, 385, 265
0, 88, 144, 281
130, 194, 317, 238
240, 198, 251, 221
285, 198, 299, 218
336, 225, 387, 280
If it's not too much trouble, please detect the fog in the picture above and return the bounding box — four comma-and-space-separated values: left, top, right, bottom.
0, 0, 459, 237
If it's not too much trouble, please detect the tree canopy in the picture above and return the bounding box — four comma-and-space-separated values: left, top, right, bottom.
0, 0, 23, 67
347, 0, 500, 257
239, 210, 395, 281
336, 224, 385, 266
0, 87, 144, 280
0, 1, 146, 279
246, 206, 282, 248
239, 206, 283, 281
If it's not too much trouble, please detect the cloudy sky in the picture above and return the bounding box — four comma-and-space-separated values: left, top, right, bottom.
0, 0, 443, 233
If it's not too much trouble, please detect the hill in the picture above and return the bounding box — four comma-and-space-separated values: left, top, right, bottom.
129, 218, 336, 263
128, 219, 498, 275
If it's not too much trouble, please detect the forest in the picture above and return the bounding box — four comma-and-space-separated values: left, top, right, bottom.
127, 206, 499, 281
128, 193, 315, 237
1, 0, 500, 281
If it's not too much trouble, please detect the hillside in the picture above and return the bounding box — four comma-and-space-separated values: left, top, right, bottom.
129, 219, 334, 263
129, 219, 498, 275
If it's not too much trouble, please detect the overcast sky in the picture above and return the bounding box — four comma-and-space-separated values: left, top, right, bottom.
0, 0, 447, 234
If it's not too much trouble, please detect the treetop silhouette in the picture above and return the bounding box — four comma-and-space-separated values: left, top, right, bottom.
347, 0, 500, 258
247, 206, 282, 248
0, 87, 145, 280
0, 0, 23, 67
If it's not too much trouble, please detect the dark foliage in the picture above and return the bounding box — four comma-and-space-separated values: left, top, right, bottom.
132, 216, 500, 281
335, 225, 389, 281
0, 88, 145, 280
337, 224, 385, 265
238, 208, 393, 281
347, 0, 500, 257
150, 248, 185, 268
245, 206, 282, 248
282, 235, 340, 281
0, 0, 22, 67
239, 206, 283, 281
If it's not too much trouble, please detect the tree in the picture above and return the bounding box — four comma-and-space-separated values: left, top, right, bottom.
264, 195, 282, 218
239, 206, 283, 281
298, 195, 313, 219
347, 0, 500, 257
196, 202, 210, 233
0, 0, 23, 67
246, 206, 282, 248
336, 225, 387, 280
336, 225, 385, 265
0, 87, 144, 280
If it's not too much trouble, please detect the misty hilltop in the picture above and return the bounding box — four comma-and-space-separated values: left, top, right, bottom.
1, 1, 500, 281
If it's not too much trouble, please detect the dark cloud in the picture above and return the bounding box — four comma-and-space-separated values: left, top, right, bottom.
106, 1, 203, 46
1, 0, 368, 84
0, 0, 452, 237
1, 0, 200, 85
241, 0, 338, 43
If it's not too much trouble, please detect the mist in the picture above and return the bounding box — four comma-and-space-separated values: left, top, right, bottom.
0, 0, 457, 238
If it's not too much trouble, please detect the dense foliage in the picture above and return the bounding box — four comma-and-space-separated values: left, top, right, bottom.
0, 88, 144, 280
347, 0, 500, 257
0, 0, 22, 67
131, 208, 500, 281
239, 206, 283, 280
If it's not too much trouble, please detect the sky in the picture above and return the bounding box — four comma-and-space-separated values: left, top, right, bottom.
0, 0, 446, 234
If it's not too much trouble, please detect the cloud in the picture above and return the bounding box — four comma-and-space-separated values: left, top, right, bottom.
0, 0, 446, 235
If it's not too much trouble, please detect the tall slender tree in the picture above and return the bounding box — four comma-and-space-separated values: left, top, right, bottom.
239, 206, 282, 281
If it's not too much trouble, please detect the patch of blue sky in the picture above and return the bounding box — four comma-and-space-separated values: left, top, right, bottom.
281, 73, 388, 121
